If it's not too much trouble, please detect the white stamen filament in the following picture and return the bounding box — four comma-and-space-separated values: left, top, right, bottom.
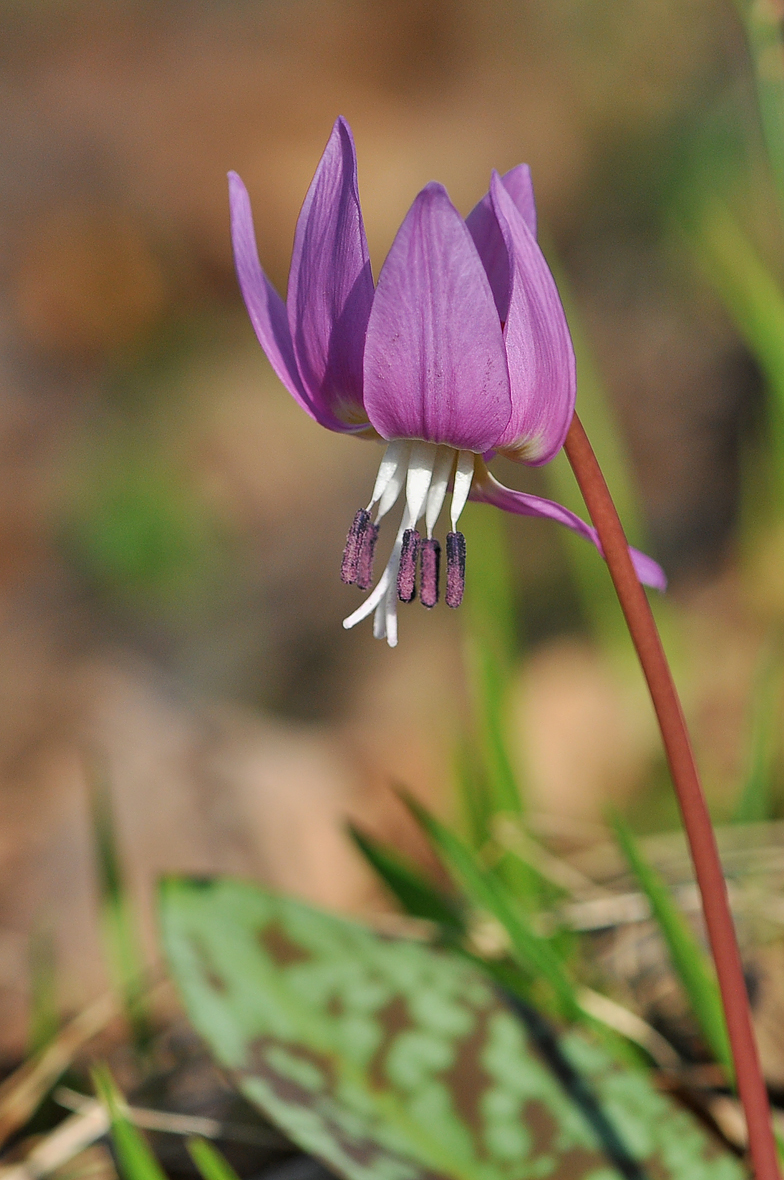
451, 450, 476, 530
344, 441, 474, 647
376, 464, 406, 521
367, 440, 410, 511
425, 446, 455, 538
405, 441, 438, 522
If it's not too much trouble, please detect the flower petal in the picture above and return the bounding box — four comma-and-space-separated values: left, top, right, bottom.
363, 183, 511, 452
287, 117, 374, 429
471, 466, 667, 591
489, 171, 576, 465
466, 165, 537, 321
229, 171, 361, 433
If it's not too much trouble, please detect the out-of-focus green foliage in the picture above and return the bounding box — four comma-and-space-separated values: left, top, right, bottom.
64, 437, 228, 615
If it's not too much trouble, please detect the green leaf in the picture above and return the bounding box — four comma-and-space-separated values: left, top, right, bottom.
348, 826, 465, 938
92, 1065, 167, 1180
186, 1138, 242, 1180
610, 813, 732, 1076
160, 876, 744, 1180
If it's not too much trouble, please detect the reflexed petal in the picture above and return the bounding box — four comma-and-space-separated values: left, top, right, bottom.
229, 171, 362, 433
489, 172, 576, 465
287, 118, 375, 429
466, 165, 536, 321
471, 466, 667, 591
364, 183, 511, 452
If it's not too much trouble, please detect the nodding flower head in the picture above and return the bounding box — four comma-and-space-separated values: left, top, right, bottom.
229, 117, 666, 647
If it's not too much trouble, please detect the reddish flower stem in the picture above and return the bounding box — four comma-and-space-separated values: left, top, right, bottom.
564, 413, 779, 1180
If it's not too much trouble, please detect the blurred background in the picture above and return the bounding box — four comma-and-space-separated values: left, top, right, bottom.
0, 0, 781, 1057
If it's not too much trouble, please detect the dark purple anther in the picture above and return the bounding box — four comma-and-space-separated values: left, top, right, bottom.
445, 531, 466, 608
397, 528, 421, 602
341, 509, 370, 584
420, 538, 440, 608
356, 521, 380, 590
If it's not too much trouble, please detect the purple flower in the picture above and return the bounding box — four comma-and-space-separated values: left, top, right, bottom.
229, 118, 666, 646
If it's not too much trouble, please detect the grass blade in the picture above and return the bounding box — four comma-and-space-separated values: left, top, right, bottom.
684, 198, 784, 498
737, 0, 784, 227
89, 763, 152, 1055
27, 922, 58, 1057
460, 505, 525, 830
186, 1138, 242, 1180
348, 825, 465, 937
734, 641, 783, 824
92, 1065, 167, 1180
610, 811, 732, 1076
402, 793, 581, 1021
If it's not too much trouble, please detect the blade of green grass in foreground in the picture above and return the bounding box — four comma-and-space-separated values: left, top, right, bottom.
186, 1138, 242, 1180
734, 640, 783, 824
402, 793, 581, 1022
541, 263, 652, 647
89, 764, 153, 1055
460, 505, 524, 829
684, 198, 784, 496
27, 922, 59, 1057
92, 1065, 167, 1180
348, 825, 465, 938
610, 812, 732, 1077
736, 0, 784, 228
459, 506, 538, 905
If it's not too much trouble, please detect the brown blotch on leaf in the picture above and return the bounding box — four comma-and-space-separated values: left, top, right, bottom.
326, 994, 345, 1019
439, 1005, 493, 1145
547, 1145, 612, 1180
523, 1100, 560, 1159
190, 936, 228, 994
521, 1103, 628, 1179
367, 995, 415, 1090
243, 1036, 337, 1101
258, 920, 313, 966
237, 1040, 447, 1179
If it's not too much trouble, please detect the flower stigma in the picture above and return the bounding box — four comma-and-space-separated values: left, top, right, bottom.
341, 440, 475, 647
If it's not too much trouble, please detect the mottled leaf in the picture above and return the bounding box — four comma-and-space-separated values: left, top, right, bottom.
160, 877, 743, 1180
